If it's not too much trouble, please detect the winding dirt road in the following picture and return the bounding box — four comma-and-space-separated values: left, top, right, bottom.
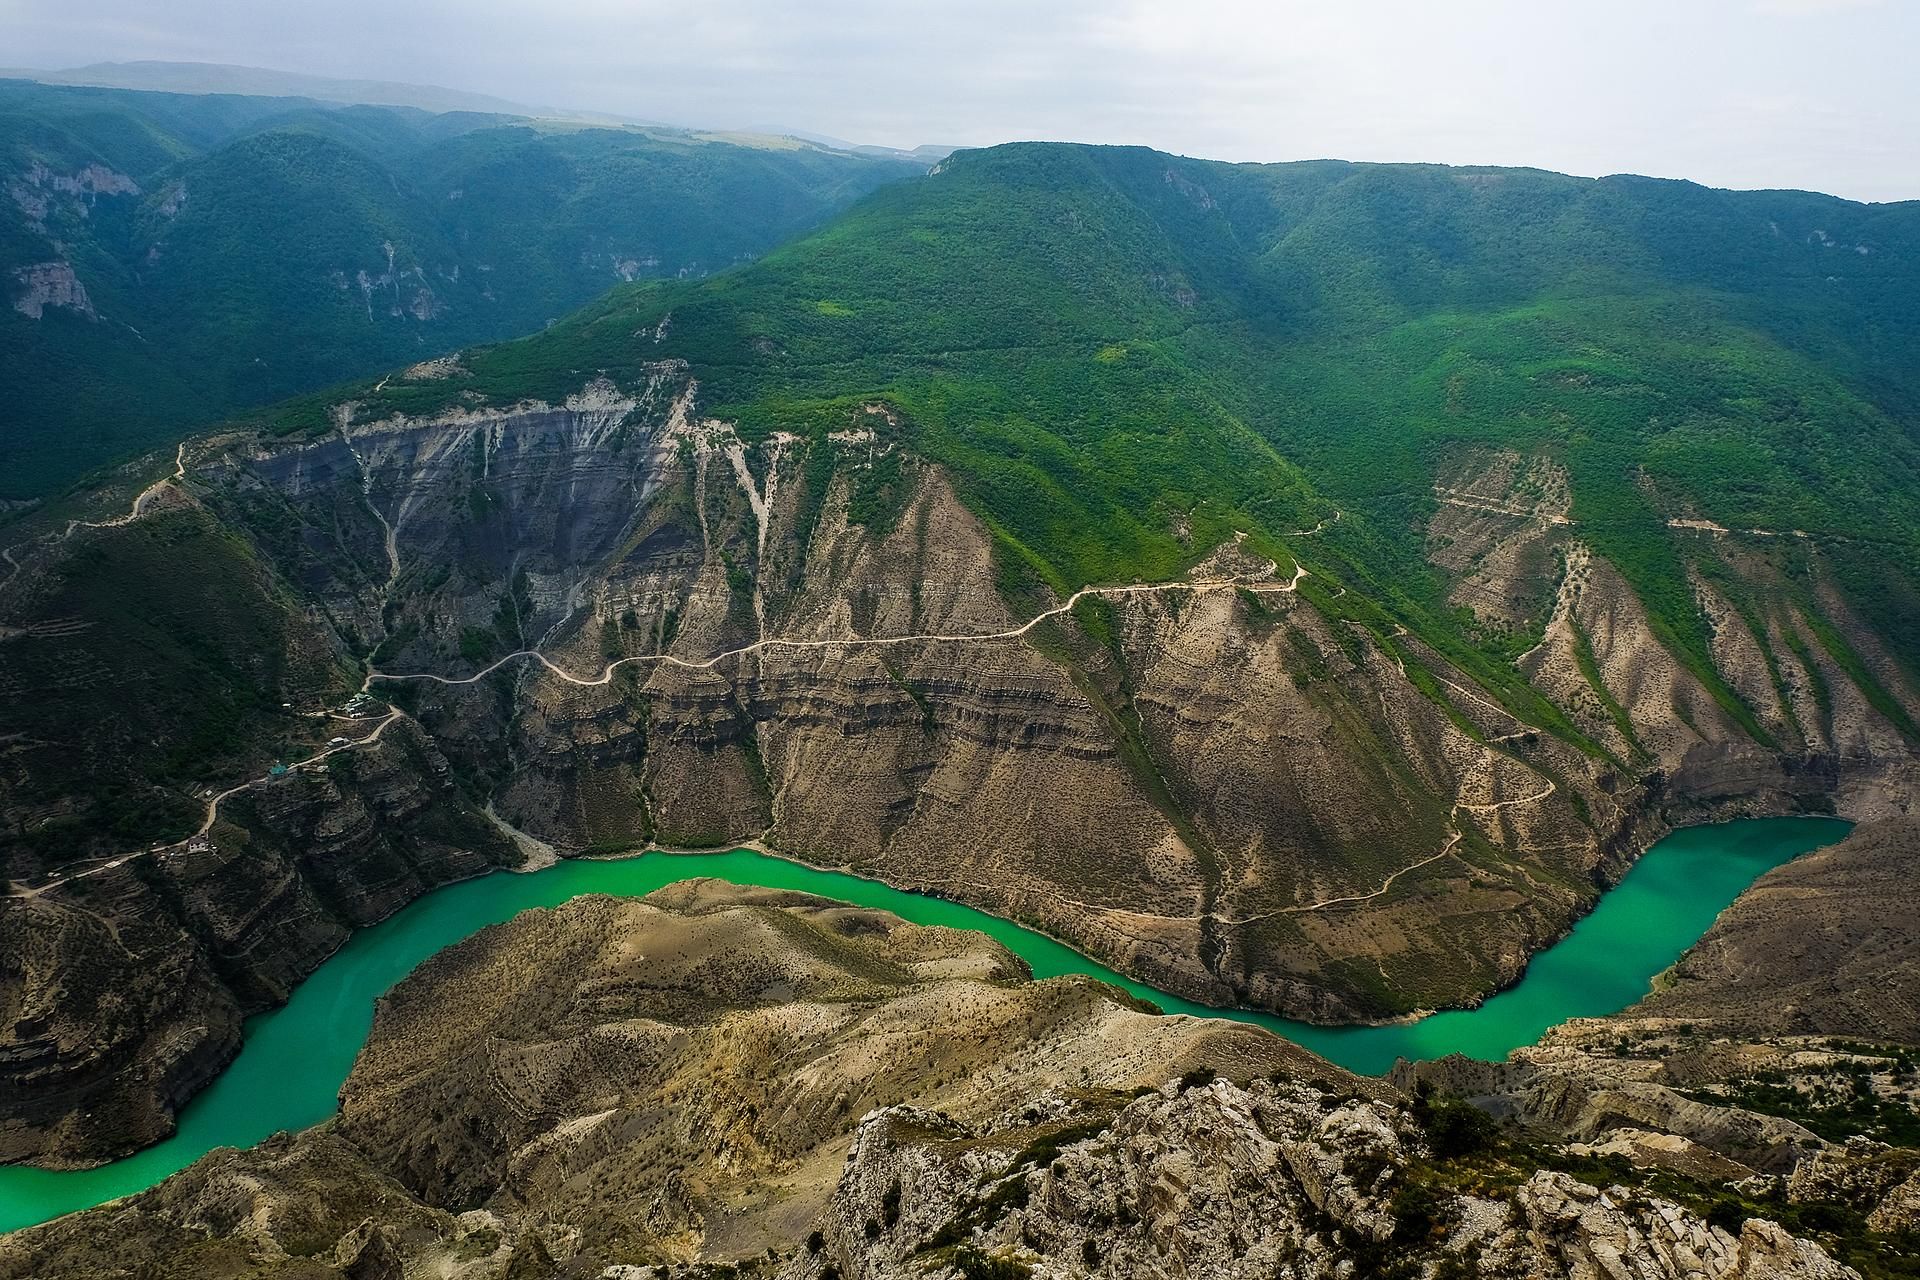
370, 565, 1314, 689
6, 710, 401, 899
0, 445, 187, 589
6, 531, 1560, 916
6, 565, 1310, 901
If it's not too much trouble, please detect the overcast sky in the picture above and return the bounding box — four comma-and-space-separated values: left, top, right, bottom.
6, 0, 1916, 202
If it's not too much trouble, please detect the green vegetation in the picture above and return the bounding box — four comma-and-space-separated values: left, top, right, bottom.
0, 78, 920, 496
0, 508, 354, 866
10, 141, 1914, 883
1683, 1044, 1920, 1146
1570, 613, 1647, 758
311, 141, 1918, 745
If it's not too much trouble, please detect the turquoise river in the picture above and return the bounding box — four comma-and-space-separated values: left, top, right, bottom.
0, 815, 1849, 1232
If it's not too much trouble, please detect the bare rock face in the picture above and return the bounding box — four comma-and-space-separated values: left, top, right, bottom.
1507, 1171, 1853, 1280
10, 262, 95, 320
209, 379, 1904, 1030
0, 718, 518, 1165
0, 890, 239, 1168
791, 1081, 1411, 1280
1867, 1168, 1920, 1234
786, 1078, 1855, 1280
1787, 1141, 1920, 1225
6, 160, 139, 237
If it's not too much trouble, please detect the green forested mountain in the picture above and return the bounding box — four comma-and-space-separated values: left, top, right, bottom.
0, 59, 549, 116
0, 79, 921, 495
319, 142, 1920, 725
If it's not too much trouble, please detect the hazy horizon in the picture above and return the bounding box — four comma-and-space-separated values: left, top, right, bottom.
3, 0, 1916, 203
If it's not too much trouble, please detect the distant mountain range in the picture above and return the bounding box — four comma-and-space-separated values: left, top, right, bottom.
0, 75, 928, 495
0, 60, 954, 162
0, 59, 608, 122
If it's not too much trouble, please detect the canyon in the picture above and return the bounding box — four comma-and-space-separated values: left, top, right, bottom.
1, 352, 1911, 1170
2, 141, 1918, 1275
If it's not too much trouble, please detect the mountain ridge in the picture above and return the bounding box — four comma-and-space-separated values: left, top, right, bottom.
0, 78, 925, 496
1, 60, 606, 124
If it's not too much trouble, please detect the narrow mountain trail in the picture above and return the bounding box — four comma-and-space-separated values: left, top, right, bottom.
5, 709, 401, 899
1278, 825, 1467, 916
3, 542, 1310, 900
368, 564, 1314, 689
928, 769, 1559, 928
1432, 487, 1849, 545
1251, 618, 1565, 917
1432, 489, 1574, 526
1235, 782, 1555, 920
891, 778, 1561, 930
1290, 508, 1343, 536
1, 432, 409, 901
7, 514, 1559, 918
0, 444, 187, 590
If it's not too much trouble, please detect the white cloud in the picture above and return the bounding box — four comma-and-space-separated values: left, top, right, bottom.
4, 0, 1916, 200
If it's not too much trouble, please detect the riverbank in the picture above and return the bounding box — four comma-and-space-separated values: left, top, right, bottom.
0, 814, 1849, 1234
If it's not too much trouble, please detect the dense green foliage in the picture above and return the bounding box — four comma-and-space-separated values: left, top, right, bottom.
0, 79, 920, 495
0, 508, 354, 866
326, 141, 1919, 739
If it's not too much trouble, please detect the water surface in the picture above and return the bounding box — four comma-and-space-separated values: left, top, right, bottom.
0, 815, 1848, 1232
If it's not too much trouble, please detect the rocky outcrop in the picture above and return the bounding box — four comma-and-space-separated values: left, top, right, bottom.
1510, 1171, 1853, 1280
1395, 1051, 1828, 1175
6, 160, 138, 233
789, 1077, 1856, 1280
10, 263, 95, 321
1787, 1141, 1920, 1229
